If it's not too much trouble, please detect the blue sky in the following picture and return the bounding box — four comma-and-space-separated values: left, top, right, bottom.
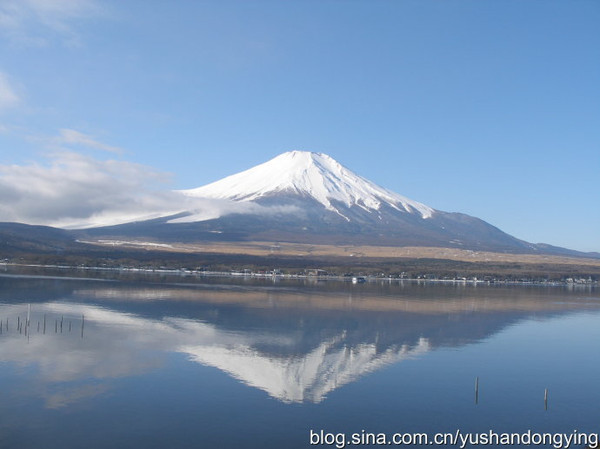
0, 0, 598, 252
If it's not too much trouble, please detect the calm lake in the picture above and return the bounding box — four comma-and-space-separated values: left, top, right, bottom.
1, 273, 599, 448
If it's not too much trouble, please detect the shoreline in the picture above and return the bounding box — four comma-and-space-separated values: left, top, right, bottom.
1, 262, 597, 288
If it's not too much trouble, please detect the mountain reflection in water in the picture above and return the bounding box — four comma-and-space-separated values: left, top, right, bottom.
1, 276, 598, 406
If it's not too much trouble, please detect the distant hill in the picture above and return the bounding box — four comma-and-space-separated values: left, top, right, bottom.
0, 222, 76, 254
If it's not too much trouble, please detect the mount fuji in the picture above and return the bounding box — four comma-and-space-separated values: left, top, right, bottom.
181, 151, 434, 221
82, 151, 544, 253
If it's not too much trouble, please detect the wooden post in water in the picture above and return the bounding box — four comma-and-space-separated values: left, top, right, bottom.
25, 304, 30, 341
544, 388, 548, 411
81, 314, 85, 338
43, 314, 46, 334
60, 316, 63, 333
69, 321, 72, 332
475, 377, 479, 405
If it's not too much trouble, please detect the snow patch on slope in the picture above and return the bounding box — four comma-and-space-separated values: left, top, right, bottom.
182, 335, 430, 403
181, 151, 434, 219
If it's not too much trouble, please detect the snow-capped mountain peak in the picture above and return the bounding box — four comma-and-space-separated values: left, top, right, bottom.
181, 151, 434, 219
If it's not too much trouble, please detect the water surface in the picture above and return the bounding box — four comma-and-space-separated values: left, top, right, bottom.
1, 275, 599, 448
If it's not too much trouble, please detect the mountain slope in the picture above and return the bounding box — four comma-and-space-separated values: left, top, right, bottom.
69, 150, 593, 257
181, 151, 434, 220
144, 151, 528, 252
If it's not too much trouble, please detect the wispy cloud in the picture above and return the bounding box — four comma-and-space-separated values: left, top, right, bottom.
0, 0, 105, 46
26, 128, 125, 155
0, 152, 300, 228
55, 128, 123, 154
0, 71, 19, 110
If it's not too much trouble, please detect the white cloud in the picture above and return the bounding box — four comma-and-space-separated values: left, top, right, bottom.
0, 71, 19, 110
0, 0, 105, 46
0, 151, 300, 228
0, 151, 178, 227
55, 128, 123, 154
26, 128, 125, 155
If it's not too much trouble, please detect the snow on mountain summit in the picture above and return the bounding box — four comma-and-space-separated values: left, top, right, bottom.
181, 151, 434, 219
